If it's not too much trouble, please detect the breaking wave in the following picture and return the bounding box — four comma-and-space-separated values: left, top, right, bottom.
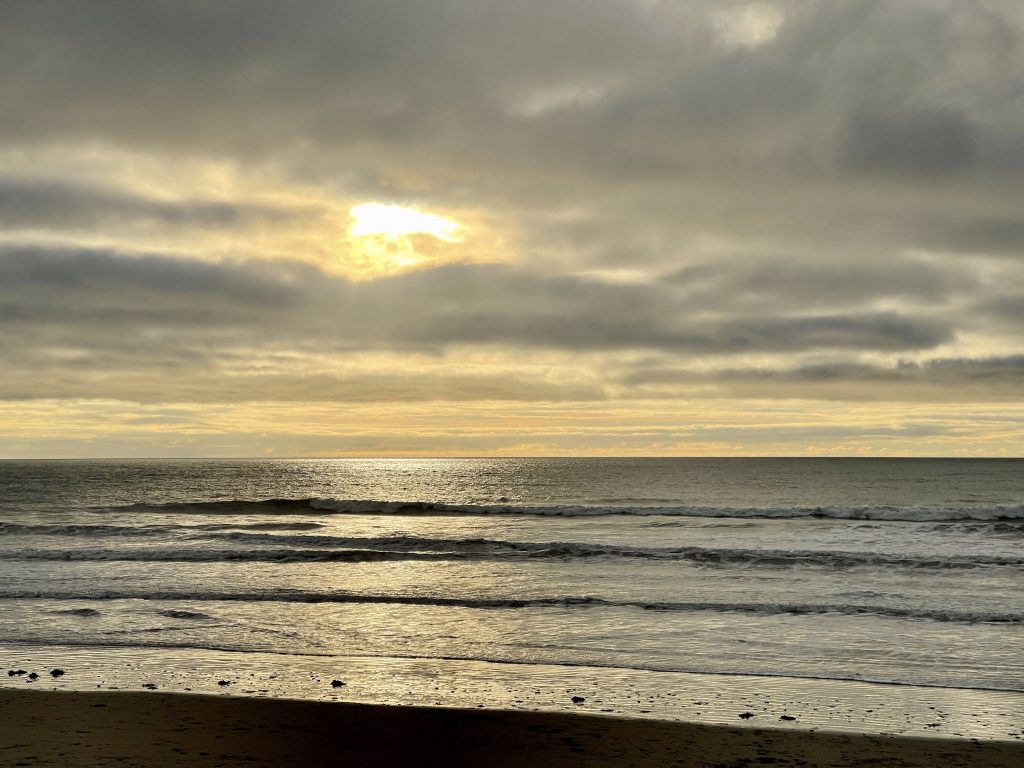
0, 521, 323, 537
0, 538, 1019, 569
75, 497, 1024, 523
2, 589, 1019, 624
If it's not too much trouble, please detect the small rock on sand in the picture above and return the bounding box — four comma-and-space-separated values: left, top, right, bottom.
331, 680, 346, 688
571, 696, 585, 704
50, 669, 65, 677
738, 712, 754, 719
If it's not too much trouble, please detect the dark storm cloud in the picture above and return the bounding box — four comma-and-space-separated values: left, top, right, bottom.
0, 178, 311, 230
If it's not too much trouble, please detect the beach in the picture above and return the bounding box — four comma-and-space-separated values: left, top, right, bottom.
2, 688, 1022, 767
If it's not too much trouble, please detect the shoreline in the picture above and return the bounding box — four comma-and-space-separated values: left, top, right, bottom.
4, 642, 1024, 742
3, 688, 1023, 767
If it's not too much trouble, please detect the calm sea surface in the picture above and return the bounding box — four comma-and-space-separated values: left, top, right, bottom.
1, 458, 1022, 730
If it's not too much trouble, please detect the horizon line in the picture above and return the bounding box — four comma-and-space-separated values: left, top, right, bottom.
1, 455, 1021, 461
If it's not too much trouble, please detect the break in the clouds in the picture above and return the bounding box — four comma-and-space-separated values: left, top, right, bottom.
2, 0, 1024, 456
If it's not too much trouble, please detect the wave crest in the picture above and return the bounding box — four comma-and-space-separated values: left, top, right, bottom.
3, 589, 1019, 624
2, 538, 1018, 569
80, 497, 1024, 523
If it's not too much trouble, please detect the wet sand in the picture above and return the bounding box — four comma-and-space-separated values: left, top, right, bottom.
1, 688, 1021, 767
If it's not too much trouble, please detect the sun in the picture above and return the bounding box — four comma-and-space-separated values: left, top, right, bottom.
350, 203, 463, 241
346, 203, 465, 278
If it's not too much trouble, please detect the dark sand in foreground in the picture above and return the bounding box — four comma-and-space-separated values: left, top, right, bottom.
1, 689, 1021, 767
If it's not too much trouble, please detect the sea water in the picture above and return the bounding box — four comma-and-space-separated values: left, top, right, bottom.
1, 458, 1022, 737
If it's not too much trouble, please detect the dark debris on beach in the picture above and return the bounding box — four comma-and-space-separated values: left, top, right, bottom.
4, 658, 1021, 744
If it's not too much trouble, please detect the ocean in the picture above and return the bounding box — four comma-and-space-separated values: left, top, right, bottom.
2, 458, 1022, 738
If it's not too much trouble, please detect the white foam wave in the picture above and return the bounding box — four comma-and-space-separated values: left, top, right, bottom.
2, 540, 1018, 569
309, 498, 1024, 523
2, 590, 1020, 624
83, 497, 1024, 522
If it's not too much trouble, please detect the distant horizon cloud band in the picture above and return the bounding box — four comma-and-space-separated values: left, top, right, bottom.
3, 0, 1024, 457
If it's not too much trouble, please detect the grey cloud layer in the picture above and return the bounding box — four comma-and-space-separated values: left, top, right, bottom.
0, 178, 311, 230
5, 0, 1024, 266
666, 256, 969, 310
2, 1, 1024, 408
5, 2, 1024, 186
0, 246, 981, 403
0, 245, 953, 349
620, 357, 1024, 402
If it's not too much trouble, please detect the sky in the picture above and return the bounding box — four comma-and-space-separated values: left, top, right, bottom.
2, 0, 1024, 458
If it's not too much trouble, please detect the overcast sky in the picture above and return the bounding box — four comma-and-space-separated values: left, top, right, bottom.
3, 0, 1024, 457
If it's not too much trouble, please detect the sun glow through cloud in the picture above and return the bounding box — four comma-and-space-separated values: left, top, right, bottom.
349, 203, 463, 242
345, 203, 465, 278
